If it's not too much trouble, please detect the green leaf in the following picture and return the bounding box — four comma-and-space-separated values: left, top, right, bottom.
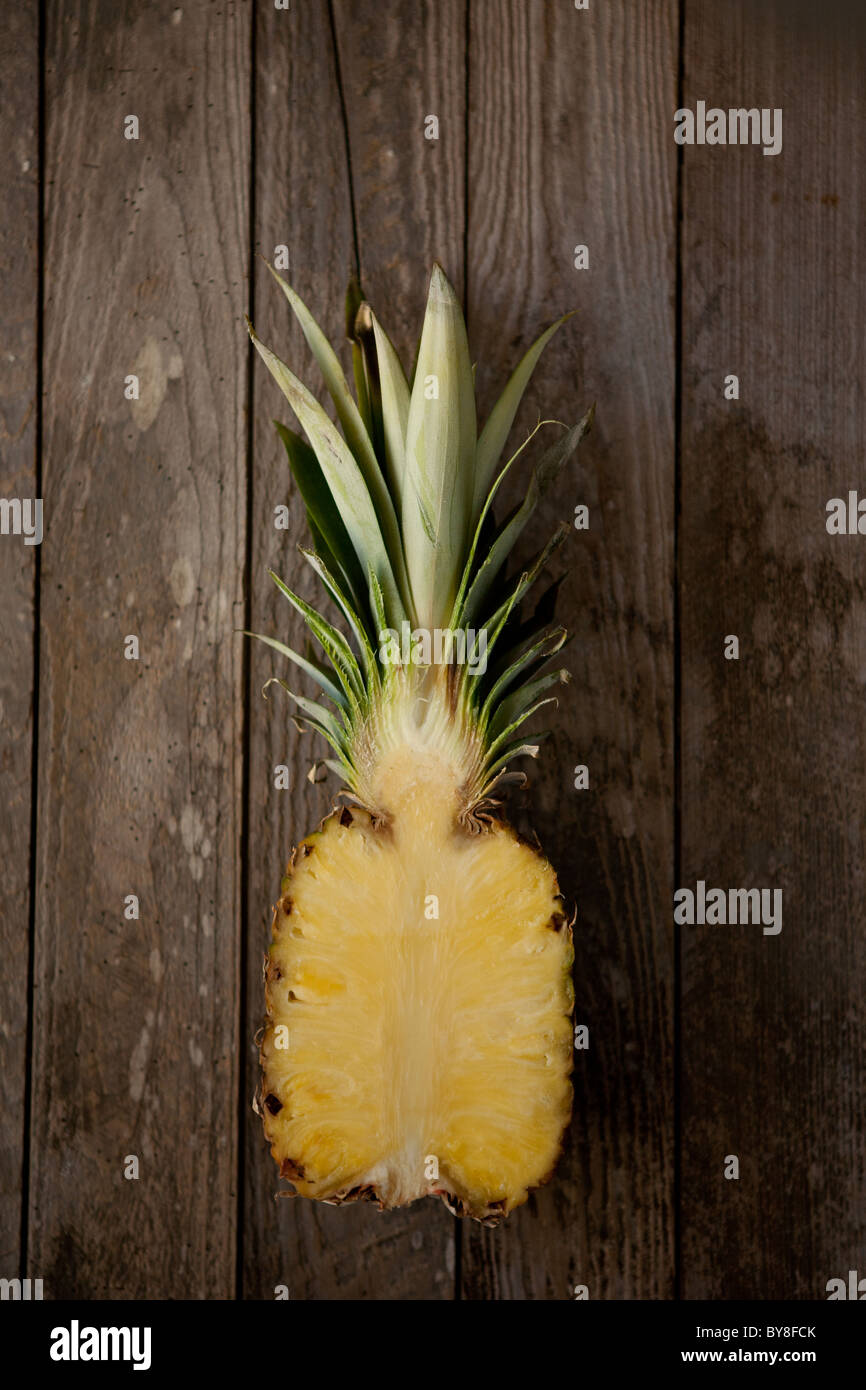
300, 547, 380, 691
287, 689, 352, 752
486, 699, 558, 762
351, 301, 387, 469
274, 421, 367, 611
473, 312, 572, 522
489, 574, 566, 666
449, 418, 551, 631
263, 268, 412, 617
488, 668, 570, 742
243, 630, 348, 710
461, 407, 593, 629
352, 339, 373, 438
261, 676, 357, 765
367, 567, 394, 682
249, 322, 407, 625
268, 264, 376, 475
481, 626, 567, 722
480, 733, 548, 785
370, 311, 410, 511
268, 569, 365, 705
345, 276, 374, 437
402, 264, 476, 629
474, 524, 571, 667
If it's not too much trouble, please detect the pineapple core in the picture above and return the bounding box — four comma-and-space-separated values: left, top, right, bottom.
261, 747, 573, 1219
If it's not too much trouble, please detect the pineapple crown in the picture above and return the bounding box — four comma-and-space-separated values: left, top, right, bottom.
246, 263, 593, 810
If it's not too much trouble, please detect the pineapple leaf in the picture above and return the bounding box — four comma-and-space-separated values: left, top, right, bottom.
274, 422, 366, 610
268, 569, 365, 705
286, 688, 353, 750
367, 567, 391, 678
370, 310, 410, 512
473, 312, 573, 522
345, 275, 374, 436
261, 677, 356, 768
489, 574, 567, 667
487, 668, 570, 743
449, 418, 555, 631
268, 264, 376, 474
480, 733, 549, 786
481, 626, 568, 722
300, 547, 380, 691
249, 322, 407, 626
264, 269, 412, 617
243, 630, 349, 710
460, 407, 593, 630
351, 338, 373, 438
308, 517, 345, 595
351, 302, 387, 469
475, 524, 571, 668
402, 264, 476, 629
486, 699, 558, 764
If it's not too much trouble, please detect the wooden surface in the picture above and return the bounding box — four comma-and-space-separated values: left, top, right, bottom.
0, 0, 39, 1276
680, 0, 866, 1299
461, 0, 677, 1300
27, 0, 249, 1298
0, 0, 863, 1300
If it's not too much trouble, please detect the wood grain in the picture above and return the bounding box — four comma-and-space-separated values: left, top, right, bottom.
0, 0, 39, 1277
680, 0, 866, 1298
242, 0, 458, 1300
27, 0, 249, 1298
334, 0, 467, 357
461, 0, 678, 1299
1, 0, 863, 1304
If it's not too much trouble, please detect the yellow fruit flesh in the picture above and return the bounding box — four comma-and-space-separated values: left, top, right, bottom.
261, 749, 573, 1218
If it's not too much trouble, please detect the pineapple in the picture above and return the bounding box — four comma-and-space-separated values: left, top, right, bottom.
247, 264, 592, 1221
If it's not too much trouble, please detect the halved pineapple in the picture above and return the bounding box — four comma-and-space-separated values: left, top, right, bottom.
261, 728, 573, 1218
248, 264, 591, 1218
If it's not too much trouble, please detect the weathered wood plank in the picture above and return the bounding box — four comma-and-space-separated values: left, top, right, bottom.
680, 0, 866, 1298
335, 0, 467, 355
243, 0, 463, 1302
28, 0, 249, 1298
0, 0, 39, 1277
462, 0, 678, 1299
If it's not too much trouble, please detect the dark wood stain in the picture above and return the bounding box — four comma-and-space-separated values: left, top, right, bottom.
0, 0, 39, 1276
680, 0, 866, 1299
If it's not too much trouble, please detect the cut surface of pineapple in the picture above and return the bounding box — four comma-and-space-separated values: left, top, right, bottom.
261, 744, 573, 1220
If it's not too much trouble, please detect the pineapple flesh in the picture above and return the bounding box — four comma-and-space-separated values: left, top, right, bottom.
248, 265, 591, 1219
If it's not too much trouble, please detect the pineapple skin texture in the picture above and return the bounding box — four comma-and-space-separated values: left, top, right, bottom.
260, 802, 574, 1222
